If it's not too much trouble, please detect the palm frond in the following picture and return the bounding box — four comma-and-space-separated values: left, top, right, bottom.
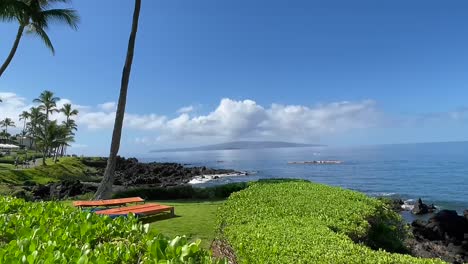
0, 0, 28, 23
37, 0, 71, 9
41, 8, 78, 30
31, 24, 55, 54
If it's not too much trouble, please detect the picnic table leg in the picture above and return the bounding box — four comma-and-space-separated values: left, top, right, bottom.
170, 207, 175, 217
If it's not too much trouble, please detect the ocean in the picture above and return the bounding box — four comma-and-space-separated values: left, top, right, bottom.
139, 141, 468, 213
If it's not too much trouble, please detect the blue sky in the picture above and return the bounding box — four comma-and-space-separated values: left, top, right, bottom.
1, 0, 468, 155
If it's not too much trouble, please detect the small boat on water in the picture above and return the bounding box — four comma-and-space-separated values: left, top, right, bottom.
288, 160, 343, 165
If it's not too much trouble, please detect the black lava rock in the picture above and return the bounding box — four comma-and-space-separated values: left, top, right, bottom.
112, 156, 238, 187
412, 198, 436, 215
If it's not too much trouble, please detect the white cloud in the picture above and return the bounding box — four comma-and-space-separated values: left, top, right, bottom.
0, 92, 383, 143
78, 111, 116, 129
78, 98, 381, 143
98, 102, 117, 112
0, 92, 32, 132
70, 143, 88, 148
177, 105, 195, 114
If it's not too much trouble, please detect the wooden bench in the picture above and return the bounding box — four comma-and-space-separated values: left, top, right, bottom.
73, 197, 145, 208
95, 203, 175, 217
73, 197, 175, 218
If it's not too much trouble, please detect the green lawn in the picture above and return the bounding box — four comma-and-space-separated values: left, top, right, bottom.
144, 200, 224, 249
0, 157, 100, 185
0, 163, 14, 170
61, 199, 223, 249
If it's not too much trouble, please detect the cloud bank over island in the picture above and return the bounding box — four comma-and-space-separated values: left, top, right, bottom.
1, 91, 468, 153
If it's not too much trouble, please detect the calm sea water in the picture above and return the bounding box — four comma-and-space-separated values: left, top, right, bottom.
139, 142, 468, 212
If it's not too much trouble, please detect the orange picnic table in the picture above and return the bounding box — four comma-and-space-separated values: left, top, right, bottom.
73, 197, 145, 208
73, 197, 174, 217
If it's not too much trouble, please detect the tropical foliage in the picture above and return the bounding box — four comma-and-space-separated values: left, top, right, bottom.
0, 0, 80, 77
0, 197, 223, 263
217, 181, 445, 263
0, 117, 15, 141
0, 90, 79, 165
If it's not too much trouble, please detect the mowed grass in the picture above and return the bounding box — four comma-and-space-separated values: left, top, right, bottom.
62, 199, 223, 249
144, 200, 224, 249
0, 157, 100, 185
0, 163, 14, 170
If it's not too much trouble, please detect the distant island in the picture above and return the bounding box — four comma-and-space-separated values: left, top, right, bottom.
151, 141, 325, 153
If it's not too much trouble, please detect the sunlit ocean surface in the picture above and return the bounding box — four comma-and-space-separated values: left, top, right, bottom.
139, 142, 468, 212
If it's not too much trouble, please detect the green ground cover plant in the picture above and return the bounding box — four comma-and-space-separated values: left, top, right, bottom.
0, 197, 224, 263
0, 157, 99, 185
217, 181, 445, 263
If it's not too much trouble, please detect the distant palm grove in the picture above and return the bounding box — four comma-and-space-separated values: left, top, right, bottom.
1, 0, 140, 199
0, 90, 79, 165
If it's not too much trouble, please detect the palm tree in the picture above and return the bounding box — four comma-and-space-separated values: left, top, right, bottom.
19, 110, 30, 145
38, 120, 72, 163
0, 130, 10, 142
33, 90, 59, 120
27, 106, 44, 149
0, 117, 15, 142
61, 103, 78, 122
95, 0, 141, 200
0, 0, 80, 77
0, 117, 15, 135
33, 91, 59, 165
59, 103, 78, 156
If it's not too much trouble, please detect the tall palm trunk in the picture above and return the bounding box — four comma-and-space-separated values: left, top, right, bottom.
0, 25, 25, 78
94, 0, 141, 200
42, 110, 50, 166
21, 119, 27, 146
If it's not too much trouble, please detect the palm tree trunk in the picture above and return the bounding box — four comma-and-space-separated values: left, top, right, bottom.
53, 148, 58, 163
21, 119, 26, 146
94, 0, 141, 200
0, 25, 25, 78
60, 144, 65, 156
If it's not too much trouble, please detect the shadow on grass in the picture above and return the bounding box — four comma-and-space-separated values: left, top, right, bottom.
152, 199, 226, 204
140, 213, 180, 224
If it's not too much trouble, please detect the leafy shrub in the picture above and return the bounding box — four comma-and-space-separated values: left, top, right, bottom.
0, 197, 225, 263
10, 189, 34, 201
217, 181, 445, 263
113, 182, 249, 200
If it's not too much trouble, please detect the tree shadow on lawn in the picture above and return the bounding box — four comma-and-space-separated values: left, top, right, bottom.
149, 199, 226, 204
140, 212, 180, 224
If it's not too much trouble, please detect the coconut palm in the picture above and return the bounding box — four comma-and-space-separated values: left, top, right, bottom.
0, 130, 10, 142
34, 120, 70, 163
0, 0, 80, 77
33, 90, 59, 120
34, 91, 60, 165
59, 103, 78, 156
0, 117, 15, 135
60, 103, 78, 122
95, 0, 141, 200
0, 117, 15, 142
47, 121, 73, 162
27, 106, 44, 149
33, 90, 60, 164
19, 110, 30, 145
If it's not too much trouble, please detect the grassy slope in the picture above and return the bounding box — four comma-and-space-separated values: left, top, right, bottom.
146, 200, 223, 249
0, 163, 14, 170
0, 157, 99, 186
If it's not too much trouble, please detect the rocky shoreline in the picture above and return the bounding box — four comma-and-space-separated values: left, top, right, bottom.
21, 157, 245, 200
392, 198, 468, 263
